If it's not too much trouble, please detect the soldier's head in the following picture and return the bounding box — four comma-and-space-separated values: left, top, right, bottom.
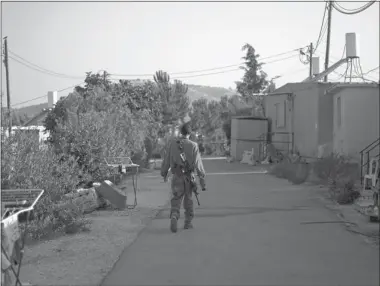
180, 122, 192, 138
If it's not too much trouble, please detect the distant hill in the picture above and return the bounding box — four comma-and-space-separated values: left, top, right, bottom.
187, 84, 235, 102
13, 102, 48, 119
13, 84, 236, 119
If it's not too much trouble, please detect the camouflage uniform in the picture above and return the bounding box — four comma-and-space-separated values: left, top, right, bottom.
161, 137, 206, 230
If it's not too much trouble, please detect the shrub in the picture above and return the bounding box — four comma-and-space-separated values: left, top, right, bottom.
1, 131, 91, 240
198, 142, 205, 154
204, 143, 213, 155
313, 153, 360, 204
269, 160, 309, 185
52, 108, 147, 182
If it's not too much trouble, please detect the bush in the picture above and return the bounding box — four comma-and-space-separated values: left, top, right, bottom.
52, 108, 147, 183
204, 143, 213, 155
313, 153, 360, 204
312, 153, 359, 182
198, 142, 205, 154
269, 160, 310, 185
1, 131, 91, 240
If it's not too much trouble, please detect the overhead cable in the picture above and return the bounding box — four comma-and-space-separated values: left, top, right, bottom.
332, 1, 376, 15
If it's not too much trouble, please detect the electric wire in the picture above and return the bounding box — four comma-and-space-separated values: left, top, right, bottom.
363, 66, 379, 75
7, 46, 305, 80
11, 66, 310, 108
8, 55, 84, 79
355, 58, 375, 83
314, 2, 329, 53
11, 82, 85, 107
332, 1, 377, 15
111, 55, 298, 80
352, 58, 363, 80
5, 46, 314, 108
110, 47, 305, 77
111, 53, 301, 81
333, 1, 376, 12
8, 50, 84, 79
331, 63, 350, 81
330, 58, 379, 82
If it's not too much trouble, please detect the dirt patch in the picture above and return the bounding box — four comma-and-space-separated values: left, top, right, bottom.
18, 172, 168, 286
19, 208, 159, 285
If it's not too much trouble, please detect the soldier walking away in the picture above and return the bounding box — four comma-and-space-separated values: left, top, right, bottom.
161, 122, 206, 233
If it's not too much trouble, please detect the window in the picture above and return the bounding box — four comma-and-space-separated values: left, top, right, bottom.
337, 96, 341, 128
275, 101, 286, 128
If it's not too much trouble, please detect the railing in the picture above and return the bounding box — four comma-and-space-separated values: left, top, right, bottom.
257, 132, 294, 162
360, 137, 380, 184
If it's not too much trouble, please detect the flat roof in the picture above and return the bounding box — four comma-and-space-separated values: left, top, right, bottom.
325, 82, 379, 95
231, 116, 268, 120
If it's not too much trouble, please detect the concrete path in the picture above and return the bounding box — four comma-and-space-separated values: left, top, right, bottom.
102, 160, 379, 286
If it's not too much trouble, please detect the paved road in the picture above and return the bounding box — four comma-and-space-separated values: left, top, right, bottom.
102, 160, 379, 286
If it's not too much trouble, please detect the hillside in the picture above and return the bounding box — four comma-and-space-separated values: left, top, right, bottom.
13, 102, 48, 119
13, 84, 236, 119
187, 84, 235, 102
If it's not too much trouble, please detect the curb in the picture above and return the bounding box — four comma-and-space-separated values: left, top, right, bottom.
316, 193, 379, 247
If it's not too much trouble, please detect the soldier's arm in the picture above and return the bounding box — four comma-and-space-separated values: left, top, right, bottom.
161, 141, 171, 178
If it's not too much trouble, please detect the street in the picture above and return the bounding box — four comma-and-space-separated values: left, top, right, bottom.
102, 159, 379, 286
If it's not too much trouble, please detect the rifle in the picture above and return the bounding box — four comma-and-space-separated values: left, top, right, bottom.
176, 140, 201, 206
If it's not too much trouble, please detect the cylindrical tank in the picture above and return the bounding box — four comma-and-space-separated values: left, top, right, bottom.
345, 33, 359, 58
312, 57, 320, 75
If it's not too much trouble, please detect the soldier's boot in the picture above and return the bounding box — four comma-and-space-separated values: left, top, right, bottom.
170, 217, 178, 233
184, 220, 193, 229
170, 211, 179, 233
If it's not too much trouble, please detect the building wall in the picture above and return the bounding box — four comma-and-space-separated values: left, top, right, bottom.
265, 93, 291, 151
333, 86, 380, 161
265, 83, 322, 157
292, 83, 320, 157
317, 84, 334, 155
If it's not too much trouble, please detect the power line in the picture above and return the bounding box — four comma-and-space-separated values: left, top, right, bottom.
110, 47, 305, 77
112, 53, 301, 80
331, 60, 379, 82
7, 46, 307, 107
363, 66, 379, 75
332, 1, 377, 15
314, 2, 329, 53
8, 50, 84, 79
11, 82, 84, 107
11, 95, 47, 107
8, 55, 84, 79
12, 65, 309, 108
6, 46, 305, 81
57, 83, 85, 92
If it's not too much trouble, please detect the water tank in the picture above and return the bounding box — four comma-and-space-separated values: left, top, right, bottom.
47, 91, 58, 109
312, 57, 320, 75
345, 33, 359, 58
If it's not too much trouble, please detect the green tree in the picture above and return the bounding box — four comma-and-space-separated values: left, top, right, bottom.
235, 43, 269, 116
189, 98, 208, 133
154, 70, 190, 132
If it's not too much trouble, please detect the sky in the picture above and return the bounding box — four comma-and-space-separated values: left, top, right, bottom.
1, 0, 379, 108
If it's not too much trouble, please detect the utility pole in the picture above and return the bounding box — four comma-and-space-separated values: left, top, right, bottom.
309, 42, 313, 78
3, 37, 12, 135
324, 1, 333, 82
103, 70, 107, 87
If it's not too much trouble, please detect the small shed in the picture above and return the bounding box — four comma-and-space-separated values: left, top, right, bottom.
230, 116, 268, 161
